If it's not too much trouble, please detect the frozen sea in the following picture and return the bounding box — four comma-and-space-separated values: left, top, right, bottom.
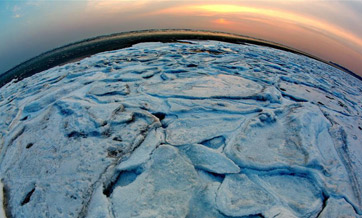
0, 40, 361, 218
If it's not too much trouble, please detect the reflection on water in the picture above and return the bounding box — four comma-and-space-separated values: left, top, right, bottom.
1, 0, 361, 76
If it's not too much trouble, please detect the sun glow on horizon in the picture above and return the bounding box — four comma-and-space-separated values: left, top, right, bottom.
213, 18, 232, 25
2, 0, 362, 76
155, 4, 362, 55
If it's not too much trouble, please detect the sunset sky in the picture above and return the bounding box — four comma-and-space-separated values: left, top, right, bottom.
1, 0, 362, 76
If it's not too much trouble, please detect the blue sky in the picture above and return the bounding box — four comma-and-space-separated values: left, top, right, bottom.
1, 0, 362, 76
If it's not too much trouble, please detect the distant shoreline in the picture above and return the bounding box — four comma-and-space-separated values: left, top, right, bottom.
0, 29, 360, 87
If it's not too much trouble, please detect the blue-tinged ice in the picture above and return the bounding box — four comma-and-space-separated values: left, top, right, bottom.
0, 40, 361, 217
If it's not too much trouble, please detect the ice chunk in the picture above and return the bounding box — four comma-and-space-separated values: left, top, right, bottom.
216, 174, 276, 216
110, 145, 199, 217
116, 128, 164, 171
187, 182, 225, 218
87, 186, 112, 218
142, 74, 263, 99
225, 104, 336, 170
167, 98, 262, 114
279, 81, 357, 115
258, 173, 323, 217
318, 198, 358, 218
261, 85, 282, 103
23, 83, 79, 114
265, 206, 298, 218
88, 82, 129, 96
179, 144, 240, 174
166, 115, 244, 146
200, 135, 225, 149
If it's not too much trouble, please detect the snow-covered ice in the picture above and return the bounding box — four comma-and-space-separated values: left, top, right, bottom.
0, 40, 361, 217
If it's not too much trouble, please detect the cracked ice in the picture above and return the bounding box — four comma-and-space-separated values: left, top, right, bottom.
0, 40, 361, 218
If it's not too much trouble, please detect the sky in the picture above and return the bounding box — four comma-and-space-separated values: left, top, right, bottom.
1, 0, 362, 76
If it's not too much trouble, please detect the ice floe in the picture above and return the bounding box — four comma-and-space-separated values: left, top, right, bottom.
0, 40, 361, 217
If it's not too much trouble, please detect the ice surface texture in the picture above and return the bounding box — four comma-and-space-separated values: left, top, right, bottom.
0, 40, 362, 218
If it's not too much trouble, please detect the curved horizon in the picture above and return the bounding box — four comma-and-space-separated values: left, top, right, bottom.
1, 0, 361, 77
2, 29, 360, 88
